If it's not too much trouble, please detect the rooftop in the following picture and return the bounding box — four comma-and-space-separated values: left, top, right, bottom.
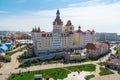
108, 58, 120, 66
0, 43, 12, 51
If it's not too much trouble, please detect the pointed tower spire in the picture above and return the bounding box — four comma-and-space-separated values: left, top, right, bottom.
34, 27, 37, 32
56, 9, 60, 17
32, 28, 35, 32
37, 27, 41, 32
78, 25, 81, 30
53, 9, 63, 25
76, 25, 82, 33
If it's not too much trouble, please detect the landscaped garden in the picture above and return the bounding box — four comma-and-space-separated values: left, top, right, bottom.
8, 68, 69, 80
115, 47, 120, 55
6, 45, 27, 56
18, 48, 111, 68
17, 51, 36, 63
85, 74, 95, 80
8, 64, 96, 80
65, 64, 96, 71
99, 67, 114, 76
3, 55, 11, 62
18, 58, 64, 68
0, 45, 27, 62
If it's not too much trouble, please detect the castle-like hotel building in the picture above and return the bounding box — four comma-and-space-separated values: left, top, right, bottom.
31, 10, 96, 53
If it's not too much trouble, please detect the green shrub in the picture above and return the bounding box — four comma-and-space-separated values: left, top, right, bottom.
116, 48, 120, 55
85, 74, 95, 80
3, 55, 11, 62
99, 67, 114, 76
98, 62, 106, 66
6, 45, 27, 56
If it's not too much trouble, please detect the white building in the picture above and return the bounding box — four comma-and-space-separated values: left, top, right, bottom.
31, 10, 96, 54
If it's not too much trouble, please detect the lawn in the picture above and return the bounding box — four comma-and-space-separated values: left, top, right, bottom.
85, 74, 95, 80
8, 64, 96, 80
116, 48, 120, 55
65, 64, 96, 71
99, 67, 114, 76
8, 68, 70, 80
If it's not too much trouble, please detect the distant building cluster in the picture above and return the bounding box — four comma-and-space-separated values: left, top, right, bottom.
31, 10, 96, 54
96, 33, 120, 42
0, 31, 31, 40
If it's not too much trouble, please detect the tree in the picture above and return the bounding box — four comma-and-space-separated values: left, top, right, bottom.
3, 55, 11, 62
118, 67, 120, 74
116, 50, 118, 55
0, 62, 3, 68
25, 60, 32, 66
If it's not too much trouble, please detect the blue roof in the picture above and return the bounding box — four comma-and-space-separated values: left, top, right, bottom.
5, 43, 12, 49
0, 43, 12, 51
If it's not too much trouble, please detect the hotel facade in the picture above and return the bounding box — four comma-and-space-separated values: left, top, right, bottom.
31, 10, 96, 54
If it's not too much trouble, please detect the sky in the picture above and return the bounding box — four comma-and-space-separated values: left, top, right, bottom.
0, 0, 120, 34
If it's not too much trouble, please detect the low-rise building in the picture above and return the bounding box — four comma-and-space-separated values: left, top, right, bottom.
85, 41, 110, 56
16, 39, 33, 44
106, 54, 120, 72
106, 58, 120, 70
0, 43, 12, 56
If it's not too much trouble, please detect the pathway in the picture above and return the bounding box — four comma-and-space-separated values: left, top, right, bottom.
7, 45, 25, 53
0, 45, 119, 80
91, 74, 120, 80
0, 50, 26, 80
94, 64, 100, 77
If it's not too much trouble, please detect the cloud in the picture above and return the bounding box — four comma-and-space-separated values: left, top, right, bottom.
30, 9, 56, 17
68, 0, 120, 7
0, 1, 120, 34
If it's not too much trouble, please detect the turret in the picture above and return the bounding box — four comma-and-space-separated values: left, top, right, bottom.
66, 20, 72, 26
78, 25, 81, 30
37, 27, 41, 32
53, 9, 63, 25
32, 26, 41, 33
53, 9, 63, 33
56, 9, 60, 17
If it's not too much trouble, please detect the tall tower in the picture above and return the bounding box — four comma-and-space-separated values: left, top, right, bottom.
53, 9, 63, 33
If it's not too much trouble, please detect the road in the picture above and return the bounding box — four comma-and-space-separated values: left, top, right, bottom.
0, 45, 118, 80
